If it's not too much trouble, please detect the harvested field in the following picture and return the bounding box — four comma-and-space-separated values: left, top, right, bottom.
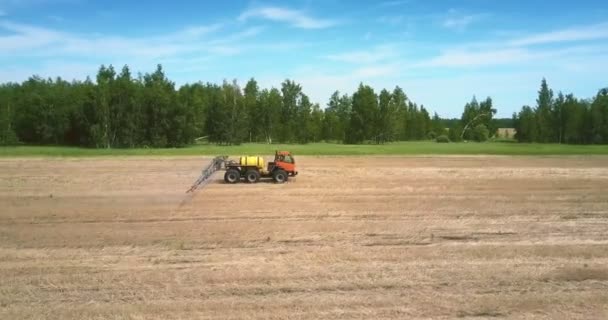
1, 156, 608, 319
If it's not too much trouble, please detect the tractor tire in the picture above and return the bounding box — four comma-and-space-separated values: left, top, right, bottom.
224, 169, 241, 184
273, 169, 288, 184
245, 170, 260, 183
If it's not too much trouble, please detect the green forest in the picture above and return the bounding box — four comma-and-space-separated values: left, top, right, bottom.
513, 79, 608, 144
0, 64, 606, 148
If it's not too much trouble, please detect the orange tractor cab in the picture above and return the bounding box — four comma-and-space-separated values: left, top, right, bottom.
223, 151, 298, 184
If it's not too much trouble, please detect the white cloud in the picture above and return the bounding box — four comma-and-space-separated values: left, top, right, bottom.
379, 0, 410, 7
0, 18, 274, 85
0, 20, 260, 59
509, 22, 608, 46
378, 15, 404, 26
352, 64, 400, 78
442, 12, 486, 31
0, 21, 65, 51
398, 67, 608, 118
2, 9, 607, 119
177, 24, 223, 38
417, 20, 608, 68
0, 0, 81, 15
238, 6, 336, 29
0, 0, 81, 6
258, 61, 606, 117
47, 15, 63, 22
326, 44, 398, 64
206, 45, 241, 56
209, 26, 264, 45
420, 48, 534, 67
295, 20, 608, 116
418, 45, 608, 68
443, 15, 474, 30
284, 66, 608, 118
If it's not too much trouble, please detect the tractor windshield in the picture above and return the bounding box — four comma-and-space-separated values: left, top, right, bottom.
283, 155, 294, 163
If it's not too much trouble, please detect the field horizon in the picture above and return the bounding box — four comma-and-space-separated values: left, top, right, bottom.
2, 141, 608, 157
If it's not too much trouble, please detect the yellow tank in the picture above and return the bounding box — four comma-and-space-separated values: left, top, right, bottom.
239, 156, 265, 170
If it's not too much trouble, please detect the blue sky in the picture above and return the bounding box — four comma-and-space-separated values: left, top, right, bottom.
1, 0, 607, 118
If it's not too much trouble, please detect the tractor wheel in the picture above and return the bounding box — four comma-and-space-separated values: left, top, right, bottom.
273, 169, 288, 184
245, 170, 260, 183
224, 169, 241, 184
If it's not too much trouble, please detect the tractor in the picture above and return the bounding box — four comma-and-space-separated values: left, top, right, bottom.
186, 151, 298, 192
224, 151, 298, 184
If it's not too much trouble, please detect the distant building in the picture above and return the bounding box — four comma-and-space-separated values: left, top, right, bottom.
497, 128, 516, 139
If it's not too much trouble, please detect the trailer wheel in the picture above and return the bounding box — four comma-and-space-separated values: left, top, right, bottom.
224, 169, 241, 184
245, 170, 260, 183
273, 169, 288, 183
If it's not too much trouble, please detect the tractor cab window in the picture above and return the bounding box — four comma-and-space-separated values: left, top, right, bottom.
282, 155, 294, 163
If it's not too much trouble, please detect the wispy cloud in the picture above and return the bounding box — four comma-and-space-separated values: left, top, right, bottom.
0, 16, 304, 86
508, 22, 608, 46
0, 0, 81, 12
47, 15, 63, 22
420, 48, 534, 67
230, 18, 608, 117
178, 24, 223, 38
419, 44, 608, 68
97, 10, 119, 19
238, 6, 337, 29
379, 0, 410, 7
209, 26, 264, 45
352, 64, 400, 78
0, 21, 65, 51
0, 19, 268, 64
378, 15, 404, 26
326, 44, 398, 64
325, 20, 608, 72
442, 10, 486, 31
1, 3, 607, 119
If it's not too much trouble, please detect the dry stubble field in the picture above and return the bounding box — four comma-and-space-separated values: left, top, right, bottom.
1, 155, 608, 319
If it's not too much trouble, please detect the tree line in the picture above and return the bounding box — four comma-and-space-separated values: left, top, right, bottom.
0, 64, 605, 147
513, 79, 608, 144
0, 64, 449, 147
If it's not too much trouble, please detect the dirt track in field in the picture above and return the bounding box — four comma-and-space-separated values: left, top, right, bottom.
1, 156, 608, 319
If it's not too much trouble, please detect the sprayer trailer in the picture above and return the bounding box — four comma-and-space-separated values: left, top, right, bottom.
224, 151, 298, 184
